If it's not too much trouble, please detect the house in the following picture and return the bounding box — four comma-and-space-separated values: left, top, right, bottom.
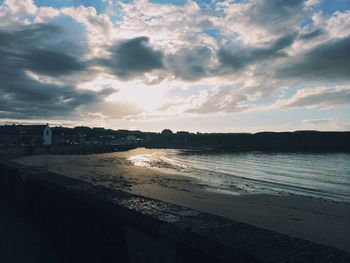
18, 124, 52, 146
0, 124, 52, 146
42, 125, 52, 145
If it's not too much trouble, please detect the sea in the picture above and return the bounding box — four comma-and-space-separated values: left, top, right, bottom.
128, 149, 350, 202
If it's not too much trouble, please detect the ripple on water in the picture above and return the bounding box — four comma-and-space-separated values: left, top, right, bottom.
128, 151, 350, 202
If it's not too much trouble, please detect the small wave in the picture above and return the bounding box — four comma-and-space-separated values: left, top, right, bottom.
129, 150, 350, 202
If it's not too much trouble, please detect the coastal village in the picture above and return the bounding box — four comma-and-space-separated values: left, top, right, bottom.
0, 124, 151, 146
0, 124, 349, 152
0, 124, 192, 148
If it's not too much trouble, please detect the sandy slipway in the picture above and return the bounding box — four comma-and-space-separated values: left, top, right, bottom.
1, 157, 350, 262
13, 148, 350, 253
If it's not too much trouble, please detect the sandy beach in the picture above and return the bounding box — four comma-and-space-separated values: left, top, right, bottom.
13, 148, 350, 253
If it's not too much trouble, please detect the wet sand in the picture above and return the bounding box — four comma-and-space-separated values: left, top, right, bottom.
14, 148, 350, 253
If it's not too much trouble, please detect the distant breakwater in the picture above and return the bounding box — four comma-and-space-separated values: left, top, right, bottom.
1, 161, 350, 263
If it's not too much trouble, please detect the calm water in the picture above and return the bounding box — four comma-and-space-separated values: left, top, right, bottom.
128, 150, 350, 202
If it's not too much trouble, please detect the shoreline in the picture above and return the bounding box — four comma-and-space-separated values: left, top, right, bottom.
13, 148, 350, 253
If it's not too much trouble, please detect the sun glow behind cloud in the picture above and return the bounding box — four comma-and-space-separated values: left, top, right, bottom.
0, 0, 349, 132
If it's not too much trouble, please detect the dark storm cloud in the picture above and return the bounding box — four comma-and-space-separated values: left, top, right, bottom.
0, 24, 86, 76
164, 46, 213, 81
0, 67, 114, 119
24, 49, 86, 77
0, 23, 61, 48
0, 23, 114, 119
98, 37, 164, 79
100, 34, 298, 81
218, 33, 298, 72
277, 36, 350, 81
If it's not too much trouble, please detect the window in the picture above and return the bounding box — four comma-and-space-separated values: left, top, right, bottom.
46, 130, 49, 136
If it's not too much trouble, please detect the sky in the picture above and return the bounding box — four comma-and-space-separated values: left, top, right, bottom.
0, 0, 349, 132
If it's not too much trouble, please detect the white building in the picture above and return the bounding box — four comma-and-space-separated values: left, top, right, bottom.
43, 124, 52, 145
16, 124, 52, 146
0, 124, 52, 146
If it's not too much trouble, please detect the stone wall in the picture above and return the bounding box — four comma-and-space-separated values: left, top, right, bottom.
1, 160, 349, 263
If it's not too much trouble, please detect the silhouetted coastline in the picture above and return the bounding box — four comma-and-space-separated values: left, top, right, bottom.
1, 125, 350, 154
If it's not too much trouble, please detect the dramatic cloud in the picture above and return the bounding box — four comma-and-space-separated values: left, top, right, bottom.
164, 46, 214, 81
0, 0, 349, 131
277, 36, 350, 81
0, 68, 115, 119
98, 37, 164, 80
0, 23, 115, 118
0, 23, 86, 77
25, 49, 86, 77
218, 33, 297, 72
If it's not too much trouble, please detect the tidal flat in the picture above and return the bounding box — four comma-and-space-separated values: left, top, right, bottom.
14, 148, 350, 253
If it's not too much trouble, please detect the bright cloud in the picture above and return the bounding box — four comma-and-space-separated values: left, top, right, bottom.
271, 86, 350, 109
0, 0, 349, 131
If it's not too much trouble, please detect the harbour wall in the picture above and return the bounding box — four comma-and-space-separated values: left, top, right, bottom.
0, 160, 349, 263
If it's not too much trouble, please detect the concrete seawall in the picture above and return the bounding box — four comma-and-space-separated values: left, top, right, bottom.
1, 160, 349, 263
